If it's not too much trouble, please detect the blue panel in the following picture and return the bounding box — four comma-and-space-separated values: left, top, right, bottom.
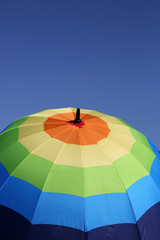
0, 176, 41, 221
148, 138, 160, 185
32, 192, 85, 230
32, 192, 136, 231
150, 156, 160, 185
0, 176, 138, 231
147, 138, 160, 157
0, 163, 9, 188
127, 175, 160, 220
85, 193, 136, 231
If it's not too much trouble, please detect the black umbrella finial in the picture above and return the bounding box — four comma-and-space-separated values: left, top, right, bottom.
74, 108, 81, 123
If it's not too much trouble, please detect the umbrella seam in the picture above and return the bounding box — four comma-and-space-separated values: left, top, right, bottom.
24, 127, 76, 239
0, 124, 75, 194
78, 128, 86, 234
86, 125, 155, 175
106, 137, 152, 175
29, 127, 76, 221
96, 142, 142, 239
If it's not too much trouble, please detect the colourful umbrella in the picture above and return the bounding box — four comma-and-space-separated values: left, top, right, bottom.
0, 107, 160, 240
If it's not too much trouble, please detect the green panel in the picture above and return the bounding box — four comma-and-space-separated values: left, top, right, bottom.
84, 165, 126, 197
4, 117, 29, 132
0, 128, 18, 146
43, 164, 126, 197
114, 153, 149, 189
0, 128, 29, 174
12, 154, 53, 190
43, 165, 84, 196
131, 141, 155, 172
129, 127, 152, 149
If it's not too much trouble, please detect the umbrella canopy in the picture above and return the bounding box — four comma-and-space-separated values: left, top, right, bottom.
0, 107, 160, 240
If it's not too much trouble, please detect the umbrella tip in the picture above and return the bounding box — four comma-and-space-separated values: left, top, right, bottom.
74, 108, 81, 123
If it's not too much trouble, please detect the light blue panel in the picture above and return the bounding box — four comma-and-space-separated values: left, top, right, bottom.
127, 175, 160, 220
150, 156, 160, 186
85, 193, 136, 231
148, 138, 160, 186
32, 192, 85, 230
147, 138, 160, 157
32, 192, 136, 231
0, 176, 41, 221
0, 163, 9, 188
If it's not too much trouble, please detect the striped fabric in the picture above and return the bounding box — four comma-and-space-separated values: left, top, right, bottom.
0, 107, 160, 240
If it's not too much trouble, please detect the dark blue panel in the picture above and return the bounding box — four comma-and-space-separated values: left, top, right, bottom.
87, 224, 141, 240
0, 163, 9, 188
138, 201, 160, 240
26, 224, 84, 240
0, 205, 141, 240
0, 205, 30, 240
27, 223, 141, 240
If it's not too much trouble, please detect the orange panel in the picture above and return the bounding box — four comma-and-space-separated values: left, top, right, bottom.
44, 113, 110, 145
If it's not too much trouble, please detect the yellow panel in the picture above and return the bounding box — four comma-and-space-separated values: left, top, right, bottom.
19, 131, 51, 152
53, 107, 76, 113
55, 144, 83, 167
85, 110, 106, 118
20, 116, 47, 125
98, 138, 129, 162
108, 122, 134, 137
19, 125, 44, 139
31, 110, 59, 117
34, 138, 64, 163
82, 145, 112, 167
107, 131, 135, 152
80, 108, 92, 114
101, 115, 124, 125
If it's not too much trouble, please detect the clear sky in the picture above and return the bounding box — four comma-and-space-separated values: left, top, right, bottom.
0, 0, 160, 148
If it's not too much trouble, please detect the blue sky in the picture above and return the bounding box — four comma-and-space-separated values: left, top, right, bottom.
0, 0, 160, 148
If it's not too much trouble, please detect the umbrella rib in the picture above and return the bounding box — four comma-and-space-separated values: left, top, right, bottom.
78, 128, 86, 232
95, 142, 142, 237
77, 126, 142, 237
107, 123, 154, 152
1, 121, 69, 139
85, 123, 154, 157
53, 129, 75, 165
0, 124, 44, 139
84, 125, 109, 139
0, 136, 52, 184
0, 126, 76, 233
107, 136, 154, 175
29, 128, 76, 226
0, 124, 75, 195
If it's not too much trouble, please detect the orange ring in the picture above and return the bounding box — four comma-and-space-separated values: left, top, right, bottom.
44, 112, 110, 145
